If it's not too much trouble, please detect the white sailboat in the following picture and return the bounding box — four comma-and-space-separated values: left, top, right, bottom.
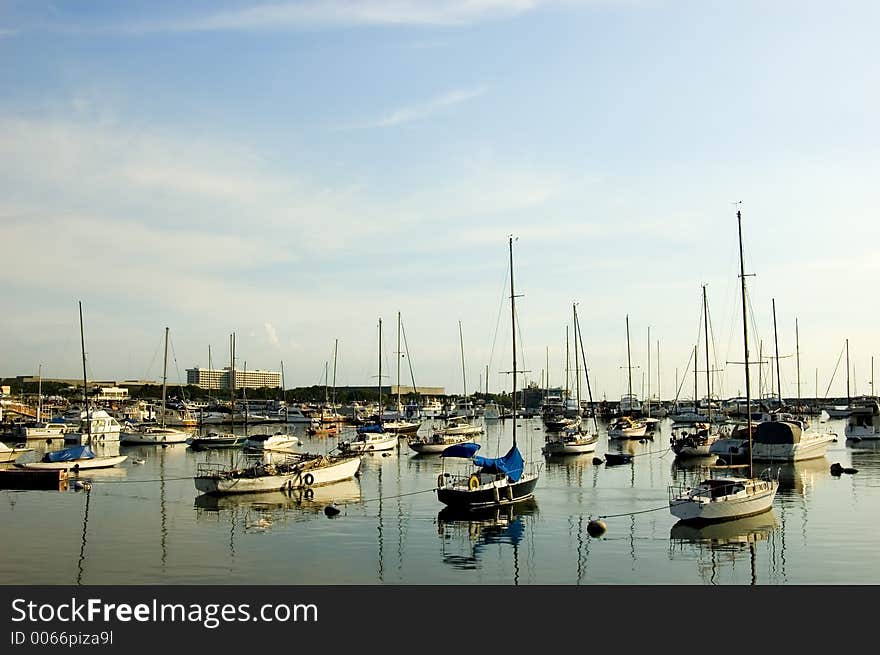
608, 314, 648, 438
19, 302, 128, 471
188, 334, 246, 449
338, 319, 398, 454
668, 207, 778, 523
383, 313, 422, 436
543, 303, 599, 456
121, 327, 189, 445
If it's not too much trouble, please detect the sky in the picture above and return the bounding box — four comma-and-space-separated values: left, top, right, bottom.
1, 0, 878, 403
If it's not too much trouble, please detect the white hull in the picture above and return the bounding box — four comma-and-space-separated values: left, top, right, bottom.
18, 455, 128, 470
608, 424, 647, 438
340, 433, 398, 453
542, 439, 598, 455
120, 428, 189, 445
408, 436, 475, 454
670, 477, 778, 522
751, 433, 835, 462
194, 455, 361, 495
0, 447, 33, 463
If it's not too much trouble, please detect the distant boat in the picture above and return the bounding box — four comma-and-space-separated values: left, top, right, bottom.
845, 396, 880, 440
750, 415, 836, 462
188, 333, 245, 450
243, 433, 303, 454
121, 327, 189, 445
607, 415, 648, 439
408, 430, 476, 454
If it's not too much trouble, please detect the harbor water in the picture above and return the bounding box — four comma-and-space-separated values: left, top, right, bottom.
1, 416, 877, 585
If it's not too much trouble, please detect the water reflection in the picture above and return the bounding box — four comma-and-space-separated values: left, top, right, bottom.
669, 511, 779, 584
76, 489, 91, 585
436, 499, 538, 582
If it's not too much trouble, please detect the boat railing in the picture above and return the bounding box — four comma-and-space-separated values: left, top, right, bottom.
196, 462, 232, 477
667, 479, 749, 503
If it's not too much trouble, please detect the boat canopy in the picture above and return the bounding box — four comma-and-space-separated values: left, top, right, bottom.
43, 445, 95, 463
754, 421, 802, 445
441, 442, 481, 459
357, 423, 384, 434
473, 444, 524, 482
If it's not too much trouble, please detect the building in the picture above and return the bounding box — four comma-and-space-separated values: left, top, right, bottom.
186, 367, 281, 390
95, 386, 129, 401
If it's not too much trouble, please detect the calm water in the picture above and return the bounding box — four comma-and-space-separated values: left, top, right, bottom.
2, 416, 877, 585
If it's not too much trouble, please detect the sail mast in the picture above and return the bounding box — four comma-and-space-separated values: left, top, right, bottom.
161, 327, 169, 430
772, 298, 782, 408
575, 305, 598, 434
37, 364, 42, 423
626, 314, 633, 408
397, 312, 402, 415
230, 333, 235, 433
736, 208, 753, 478
509, 236, 517, 447
703, 285, 712, 426
574, 304, 580, 417
378, 319, 383, 423
79, 301, 91, 445
796, 319, 801, 406
459, 321, 467, 416
846, 338, 850, 405
332, 339, 338, 412
646, 325, 651, 418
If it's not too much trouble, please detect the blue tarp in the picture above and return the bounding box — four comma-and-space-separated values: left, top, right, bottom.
43, 445, 95, 463
473, 444, 525, 482
441, 443, 481, 458
356, 423, 384, 434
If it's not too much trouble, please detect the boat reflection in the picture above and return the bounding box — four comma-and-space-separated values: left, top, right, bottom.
194, 478, 363, 531
669, 511, 779, 584
754, 458, 828, 499
436, 499, 538, 579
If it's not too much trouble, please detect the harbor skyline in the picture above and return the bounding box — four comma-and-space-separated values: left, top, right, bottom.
1, 1, 877, 402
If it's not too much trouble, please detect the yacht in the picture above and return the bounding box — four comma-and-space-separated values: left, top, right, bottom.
751, 414, 836, 462
845, 396, 880, 440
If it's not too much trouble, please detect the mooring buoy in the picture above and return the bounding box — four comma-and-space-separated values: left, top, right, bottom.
324, 504, 341, 517
592, 457, 604, 465
587, 519, 607, 537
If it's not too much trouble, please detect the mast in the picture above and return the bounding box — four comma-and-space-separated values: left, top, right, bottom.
772, 298, 782, 408
378, 319, 383, 423
565, 325, 570, 403
574, 304, 580, 420
657, 340, 661, 411
281, 360, 286, 417
459, 321, 468, 417
703, 285, 711, 425
509, 236, 517, 447
693, 345, 698, 409
37, 363, 42, 423
846, 338, 850, 405
626, 314, 633, 408
646, 325, 651, 418
161, 327, 169, 430
796, 319, 801, 406
79, 301, 91, 446
332, 339, 338, 412
397, 312, 402, 415
230, 333, 235, 433
574, 305, 598, 434
736, 209, 754, 478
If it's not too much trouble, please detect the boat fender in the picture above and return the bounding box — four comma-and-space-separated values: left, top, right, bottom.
587, 519, 607, 537
304, 488, 314, 500
468, 474, 480, 491
303, 473, 315, 486
493, 486, 500, 503
437, 474, 446, 488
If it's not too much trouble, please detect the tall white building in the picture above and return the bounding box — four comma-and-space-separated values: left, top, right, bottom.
186, 367, 281, 390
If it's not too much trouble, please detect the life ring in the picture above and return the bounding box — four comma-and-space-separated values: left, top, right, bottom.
468, 474, 480, 491
303, 473, 315, 486
304, 488, 314, 500
437, 474, 445, 488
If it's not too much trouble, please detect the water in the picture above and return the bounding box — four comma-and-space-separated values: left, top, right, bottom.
1, 416, 877, 585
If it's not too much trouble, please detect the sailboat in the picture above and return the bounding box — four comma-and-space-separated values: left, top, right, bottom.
121, 327, 189, 445
543, 303, 599, 455
337, 319, 398, 454
383, 313, 422, 436
429, 322, 484, 441
436, 236, 540, 509
670, 286, 722, 459
668, 207, 778, 523
19, 302, 128, 471
188, 334, 246, 449
608, 314, 648, 438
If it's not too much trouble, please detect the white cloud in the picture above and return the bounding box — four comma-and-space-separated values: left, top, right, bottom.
342, 87, 487, 129
264, 322, 280, 347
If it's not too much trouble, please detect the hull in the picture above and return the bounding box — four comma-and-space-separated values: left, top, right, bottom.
0, 448, 33, 463
18, 455, 128, 470
408, 436, 475, 454
751, 434, 835, 462
845, 425, 880, 439
608, 424, 647, 439
339, 434, 398, 453
543, 436, 599, 455
437, 472, 539, 509
669, 478, 777, 523
120, 429, 189, 445
188, 434, 245, 449
194, 455, 361, 495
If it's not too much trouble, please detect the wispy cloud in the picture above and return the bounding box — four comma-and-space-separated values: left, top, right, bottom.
128, 1, 543, 33
342, 87, 486, 129
264, 322, 280, 348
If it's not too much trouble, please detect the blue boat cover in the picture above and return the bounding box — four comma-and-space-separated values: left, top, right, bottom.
441, 442, 481, 458
43, 445, 95, 463
473, 444, 524, 482
357, 423, 384, 434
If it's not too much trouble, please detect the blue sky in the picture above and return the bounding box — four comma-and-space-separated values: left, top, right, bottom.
1, 1, 878, 403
